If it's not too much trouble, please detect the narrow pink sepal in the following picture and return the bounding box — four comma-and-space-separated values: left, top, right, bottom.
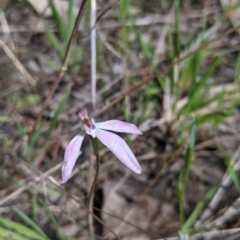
78, 109, 88, 120
62, 134, 85, 183
96, 129, 142, 174
95, 120, 142, 135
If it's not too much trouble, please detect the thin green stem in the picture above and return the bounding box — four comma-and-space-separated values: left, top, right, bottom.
87, 153, 100, 240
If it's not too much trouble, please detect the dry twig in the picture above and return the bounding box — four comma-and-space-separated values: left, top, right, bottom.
0, 39, 36, 86
29, 0, 89, 143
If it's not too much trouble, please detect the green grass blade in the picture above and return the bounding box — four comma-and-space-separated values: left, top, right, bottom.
118, 0, 131, 49
167, 26, 174, 60
135, 27, 153, 62
191, 51, 202, 84
118, 0, 130, 24
25, 121, 44, 157
0, 226, 27, 240
167, 27, 175, 92
183, 145, 193, 184
45, 84, 71, 142
178, 58, 192, 98
45, 26, 64, 60
195, 112, 227, 126
189, 117, 196, 149
31, 193, 38, 223
45, 55, 61, 71
0, 216, 49, 240
176, 118, 196, 228
66, 0, 75, 44
189, 57, 219, 98
217, 144, 240, 193
182, 185, 218, 232
12, 206, 48, 238
49, 0, 65, 42
175, 176, 185, 226
39, 200, 64, 240
227, 162, 240, 192
175, 0, 181, 56
234, 52, 240, 81
183, 118, 196, 184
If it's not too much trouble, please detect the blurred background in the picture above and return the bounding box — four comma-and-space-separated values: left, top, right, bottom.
1, 0, 240, 239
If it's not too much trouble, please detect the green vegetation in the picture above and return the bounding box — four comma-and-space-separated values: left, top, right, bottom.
1, 0, 240, 239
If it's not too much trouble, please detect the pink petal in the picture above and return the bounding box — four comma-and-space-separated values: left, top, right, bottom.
62, 134, 85, 183
95, 120, 142, 135
96, 129, 142, 174
78, 109, 88, 120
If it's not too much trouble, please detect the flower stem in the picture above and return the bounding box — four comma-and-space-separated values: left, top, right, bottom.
87, 153, 100, 240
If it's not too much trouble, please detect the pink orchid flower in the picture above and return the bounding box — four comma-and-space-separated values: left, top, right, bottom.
62, 109, 142, 183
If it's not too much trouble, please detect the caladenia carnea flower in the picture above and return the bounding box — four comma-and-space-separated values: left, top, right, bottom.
62, 109, 142, 183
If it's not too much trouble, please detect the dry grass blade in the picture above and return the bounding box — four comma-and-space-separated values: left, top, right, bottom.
207, 198, 240, 230
0, 161, 62, 206
195, 145, 240, 227
222, 230, 240, 240
162, 228, 240, 240
0, 9, 15, 50
0, 39, 35, 86
91, 0, 97, 108
152, 0, 175, 65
